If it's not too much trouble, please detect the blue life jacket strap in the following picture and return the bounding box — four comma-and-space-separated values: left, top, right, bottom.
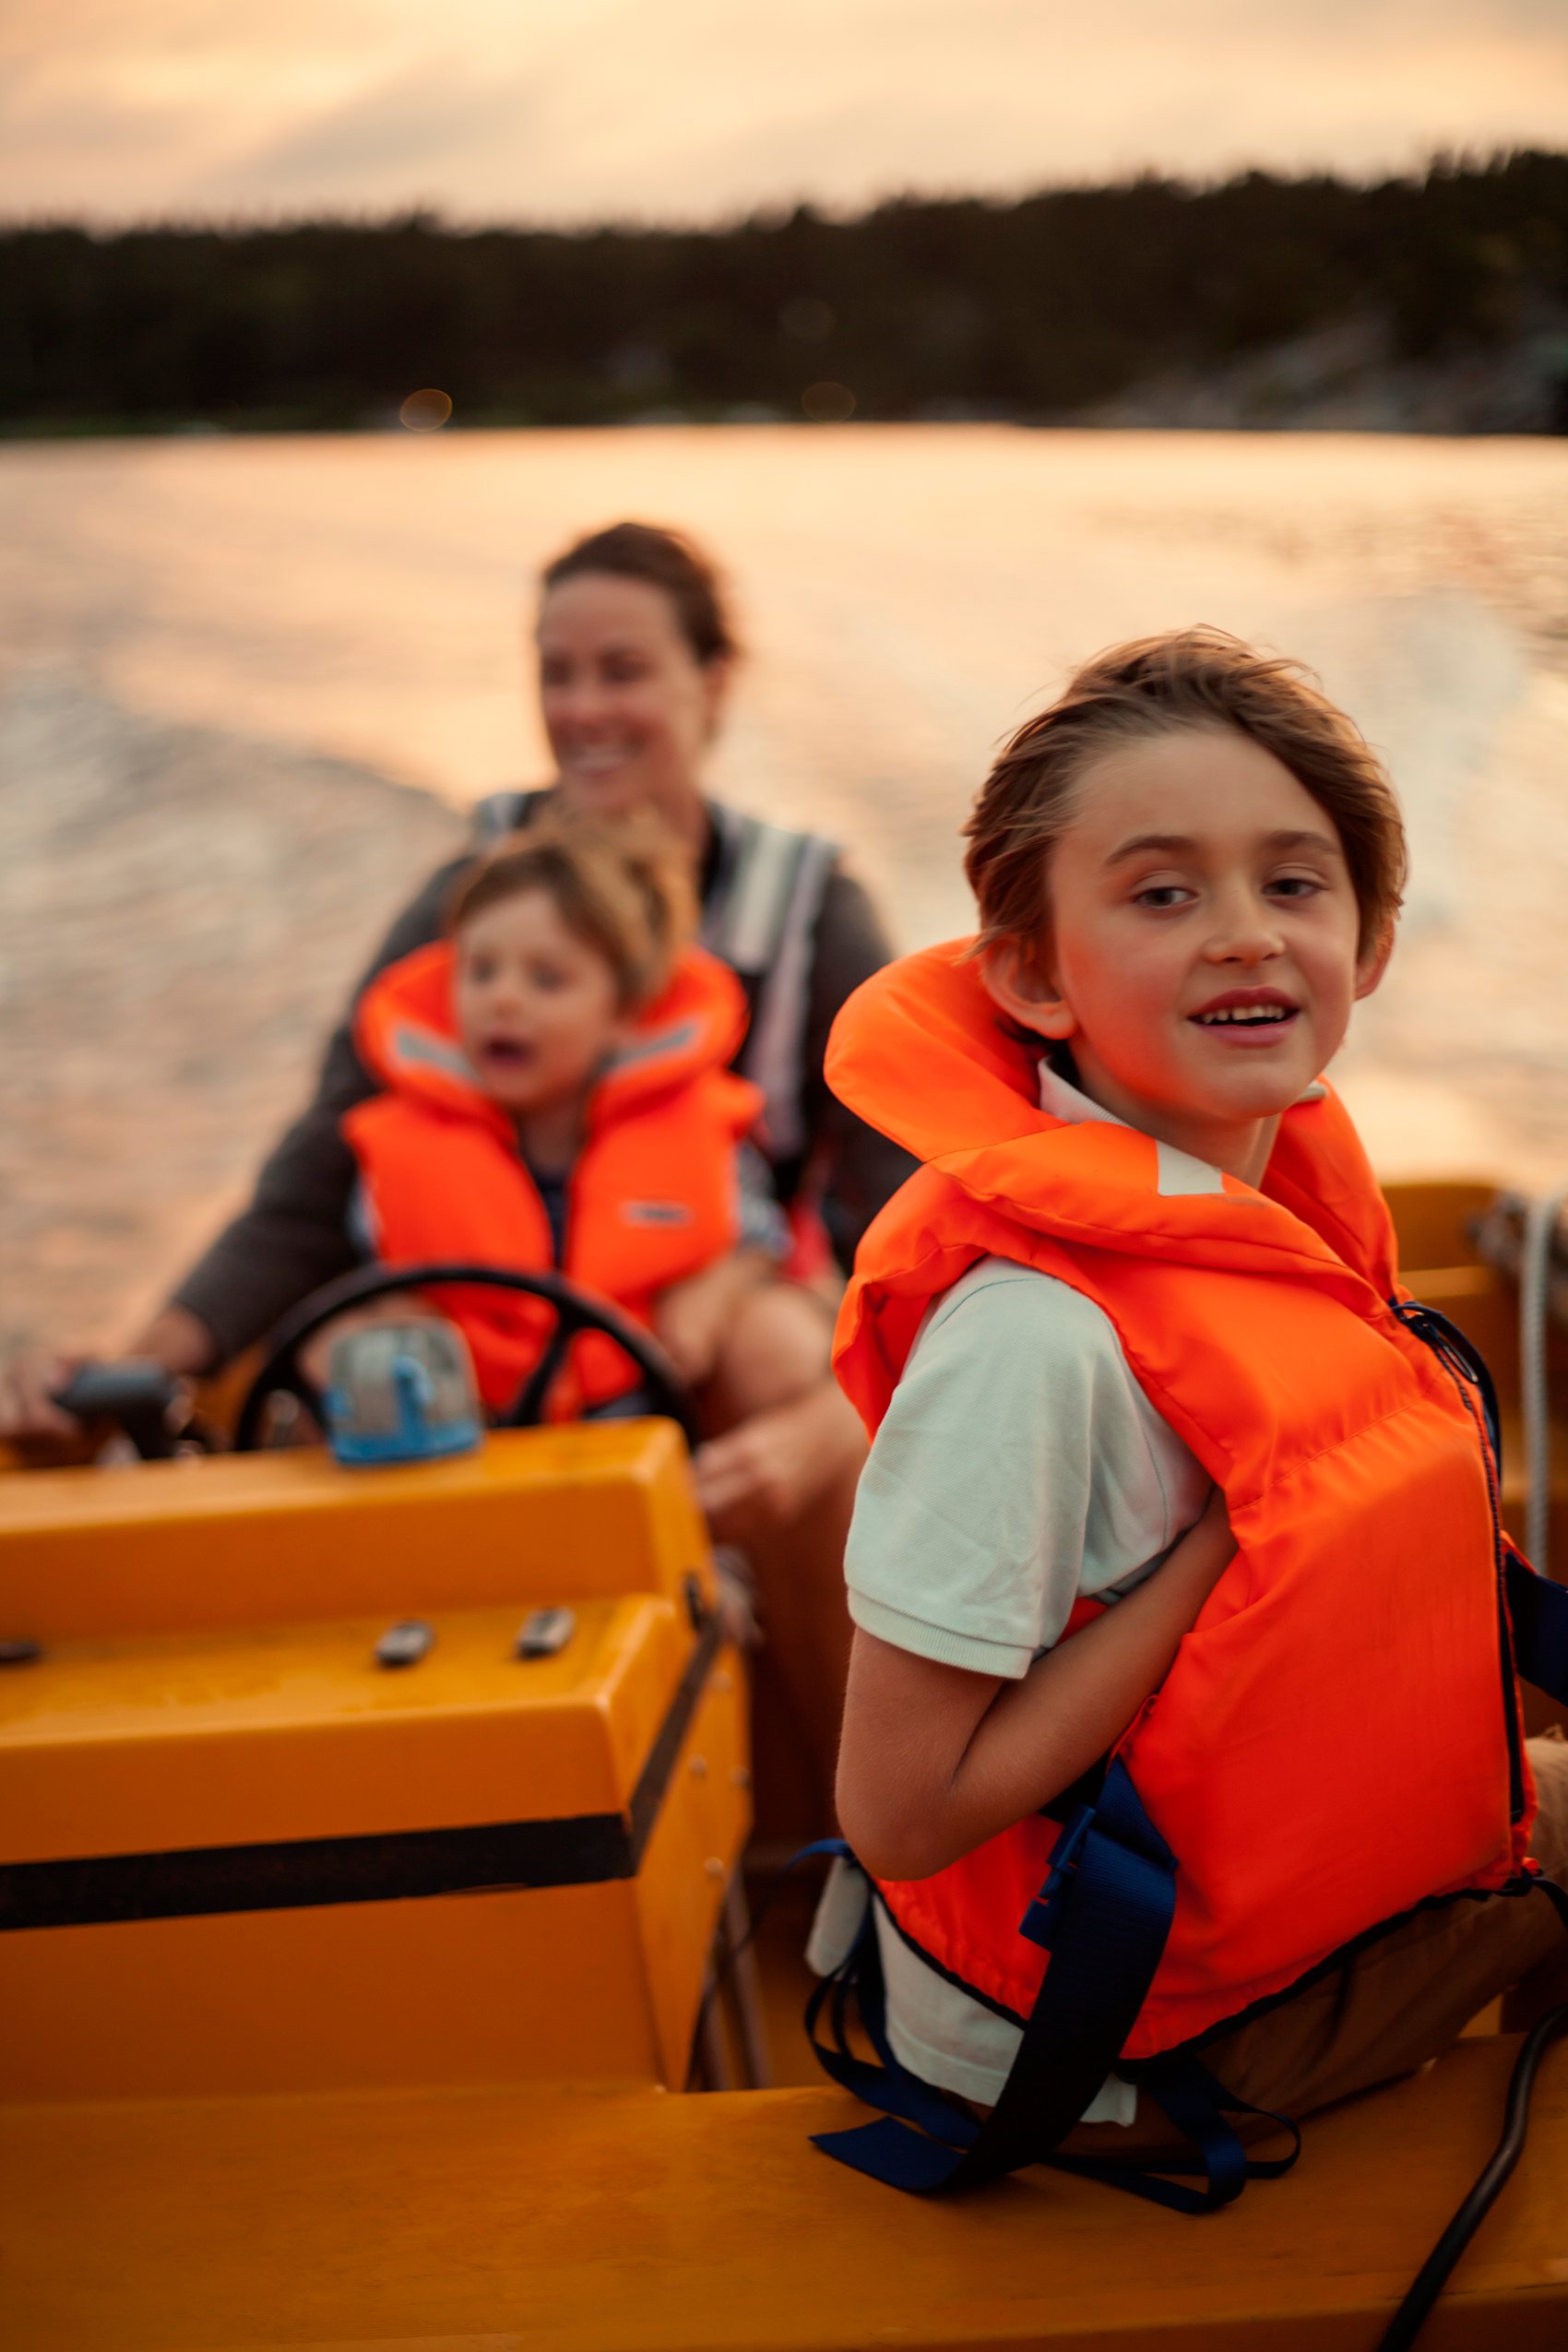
810, 1758, 1183, 2195
805, 1911, 982, 2153
1049, 2053, 1301, 2215
1505, 1546, 1568, 1704
1530, 1871, 1568, 1935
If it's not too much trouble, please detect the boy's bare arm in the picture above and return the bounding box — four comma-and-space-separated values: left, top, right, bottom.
836, 1488, 1235, 1882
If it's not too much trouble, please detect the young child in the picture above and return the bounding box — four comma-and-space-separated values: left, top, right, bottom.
340, 819, 778, 1418
816, 628, 1568, 2190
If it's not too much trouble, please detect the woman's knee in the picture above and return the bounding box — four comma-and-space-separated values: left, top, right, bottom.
707, 1280, 834, 1420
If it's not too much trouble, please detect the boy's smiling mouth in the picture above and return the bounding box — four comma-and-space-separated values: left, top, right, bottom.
1189, 986, 1299, 1035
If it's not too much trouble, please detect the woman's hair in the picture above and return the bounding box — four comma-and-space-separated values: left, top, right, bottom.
445, 817, 697, 1012
540, 521, 739, 668
963, 627, 1407, 960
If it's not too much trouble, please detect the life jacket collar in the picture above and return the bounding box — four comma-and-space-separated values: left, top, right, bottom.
356, 939, 750, 1137
826, 940, 1396, 1303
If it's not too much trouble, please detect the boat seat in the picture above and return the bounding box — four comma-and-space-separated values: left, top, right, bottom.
5, 2034, 1565, 2349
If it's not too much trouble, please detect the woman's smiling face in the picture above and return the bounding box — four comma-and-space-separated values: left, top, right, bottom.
988, 725, 1390, 1181
535, 572, 728, 828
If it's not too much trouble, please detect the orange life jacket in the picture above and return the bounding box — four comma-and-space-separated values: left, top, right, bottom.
345, 942, 760, 1415
828, 940, 1535, 2065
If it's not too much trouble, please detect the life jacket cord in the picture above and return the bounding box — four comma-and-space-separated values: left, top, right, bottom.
1377, 1882, 1568, 2351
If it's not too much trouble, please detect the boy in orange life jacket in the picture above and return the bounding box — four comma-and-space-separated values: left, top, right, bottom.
824, 628, 1568, 2156
339, 819, 778, 1417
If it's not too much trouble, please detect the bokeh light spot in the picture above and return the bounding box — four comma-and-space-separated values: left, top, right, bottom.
802, 380, 856, 422
399, 387, 453, 432
780, 297, 836, 342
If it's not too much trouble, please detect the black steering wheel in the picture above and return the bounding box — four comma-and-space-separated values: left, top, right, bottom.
232, 1262, 700, 1453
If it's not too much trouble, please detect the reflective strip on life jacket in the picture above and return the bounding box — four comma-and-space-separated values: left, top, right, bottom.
714, 817, 838, 1164
469, 786, 541, 845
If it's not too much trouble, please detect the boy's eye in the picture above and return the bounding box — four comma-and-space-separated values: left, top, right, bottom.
528, 961, 567, 992
467, 953, 496, 983
603, 654, 650, 683
1133, 884, 1193, 909
1266, 874, 1323, 900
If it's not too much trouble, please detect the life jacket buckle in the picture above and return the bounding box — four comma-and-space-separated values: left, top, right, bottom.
1019, 1802, 1096, 1952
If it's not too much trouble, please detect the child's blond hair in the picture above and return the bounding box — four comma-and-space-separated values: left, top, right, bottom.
965, 628, 1407, 961
445, 817, 696, 1011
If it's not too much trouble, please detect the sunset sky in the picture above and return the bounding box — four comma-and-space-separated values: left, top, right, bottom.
3, 0, 1566, 226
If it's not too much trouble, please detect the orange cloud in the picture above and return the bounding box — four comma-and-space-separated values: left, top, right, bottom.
2, 0, 1564, 222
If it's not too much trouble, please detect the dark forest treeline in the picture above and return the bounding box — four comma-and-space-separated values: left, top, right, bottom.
2, 153, 1566, 434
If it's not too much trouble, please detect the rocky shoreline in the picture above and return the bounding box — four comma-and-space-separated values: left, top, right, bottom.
1075, 313, 1568, 437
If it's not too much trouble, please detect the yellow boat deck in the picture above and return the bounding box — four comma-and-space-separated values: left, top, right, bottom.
4, 1178, 1567, 2347
5, 2035, 1567, 2349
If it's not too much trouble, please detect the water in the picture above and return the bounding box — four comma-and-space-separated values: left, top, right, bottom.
2, 424, 1566, 1344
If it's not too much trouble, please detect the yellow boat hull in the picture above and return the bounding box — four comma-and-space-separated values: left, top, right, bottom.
2, 1178, 1566, 2346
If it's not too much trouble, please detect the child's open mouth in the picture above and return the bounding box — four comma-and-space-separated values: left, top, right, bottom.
1190, 991, 1299, 1039
480, 1039, 535, 1067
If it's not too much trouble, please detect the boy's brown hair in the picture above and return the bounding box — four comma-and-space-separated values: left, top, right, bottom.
964, 628, 1407, 960
445, 817, 697, 1011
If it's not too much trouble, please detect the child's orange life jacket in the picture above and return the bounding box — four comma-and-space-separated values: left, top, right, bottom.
344, 941, 760, 1414
827, 940, 1535, 2069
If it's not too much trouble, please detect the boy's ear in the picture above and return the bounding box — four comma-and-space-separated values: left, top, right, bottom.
978, 937, 1077, 1040
1353, 921, 1396, 1004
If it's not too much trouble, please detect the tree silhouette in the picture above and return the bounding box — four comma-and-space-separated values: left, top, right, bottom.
2, 154, 1563, 434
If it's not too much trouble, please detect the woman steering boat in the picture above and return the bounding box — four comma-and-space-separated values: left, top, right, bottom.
2, 520, 910, 1821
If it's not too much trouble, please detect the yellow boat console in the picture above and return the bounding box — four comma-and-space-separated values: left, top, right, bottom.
4, 1184, 1568, 2347
0, 1421, 749, 2098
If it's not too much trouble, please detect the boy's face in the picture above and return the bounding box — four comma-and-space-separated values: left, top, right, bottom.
987, 725, 1389, 1177
454, 889, 630, 1117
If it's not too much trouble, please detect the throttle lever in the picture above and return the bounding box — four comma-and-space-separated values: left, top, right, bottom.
51, 1360, 184, 1459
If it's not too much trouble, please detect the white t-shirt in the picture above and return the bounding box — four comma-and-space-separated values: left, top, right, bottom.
836, 1060, 1213, 2118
